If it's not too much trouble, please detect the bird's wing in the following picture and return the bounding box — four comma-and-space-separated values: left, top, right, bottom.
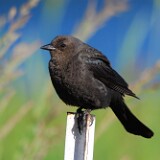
84, 50, 138, 98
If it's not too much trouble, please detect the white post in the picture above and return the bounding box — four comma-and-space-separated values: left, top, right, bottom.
64, 112, 96, 160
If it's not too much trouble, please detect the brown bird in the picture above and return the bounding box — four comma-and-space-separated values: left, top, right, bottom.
41, 35, 153, 138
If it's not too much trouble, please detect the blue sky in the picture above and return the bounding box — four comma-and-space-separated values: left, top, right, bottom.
1, 0, 160, 71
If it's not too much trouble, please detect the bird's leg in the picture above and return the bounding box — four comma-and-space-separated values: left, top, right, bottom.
76, 107, 84, 134
84, 109, 93, 126
76, 108, 92, 134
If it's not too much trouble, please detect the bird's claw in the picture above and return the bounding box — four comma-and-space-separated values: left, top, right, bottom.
76, 108, 92, 134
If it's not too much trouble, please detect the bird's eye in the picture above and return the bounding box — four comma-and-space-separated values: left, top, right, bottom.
59, 43, 66, 48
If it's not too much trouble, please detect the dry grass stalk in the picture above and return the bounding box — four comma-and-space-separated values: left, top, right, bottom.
0, 102, 33, 139
131, 60, 160, 92
0, 90, 15, 113
0, 0, 40, 92
73, 0, 128, 41
0, 0, 40, 58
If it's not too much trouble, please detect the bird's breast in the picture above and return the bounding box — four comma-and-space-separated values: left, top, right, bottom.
48, 59, 111, 109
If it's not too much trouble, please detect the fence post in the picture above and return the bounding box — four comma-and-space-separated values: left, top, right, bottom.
64, 112, 96, 160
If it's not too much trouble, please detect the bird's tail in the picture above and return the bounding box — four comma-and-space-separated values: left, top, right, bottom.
110, 95, 153, 138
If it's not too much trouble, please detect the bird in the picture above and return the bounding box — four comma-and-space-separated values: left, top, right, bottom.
41, 35, 154, 138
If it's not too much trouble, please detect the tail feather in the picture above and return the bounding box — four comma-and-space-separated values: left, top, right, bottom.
110, 95, 154, 138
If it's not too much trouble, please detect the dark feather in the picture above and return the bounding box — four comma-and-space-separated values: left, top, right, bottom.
85, 50, 139, 99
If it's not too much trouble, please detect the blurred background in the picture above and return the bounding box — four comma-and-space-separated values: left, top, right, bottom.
0, 0, 160, 159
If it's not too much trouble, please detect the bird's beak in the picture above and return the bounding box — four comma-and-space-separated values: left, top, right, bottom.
40, 44, 56, 51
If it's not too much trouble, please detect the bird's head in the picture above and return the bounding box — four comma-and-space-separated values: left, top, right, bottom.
40, 35, 83, 60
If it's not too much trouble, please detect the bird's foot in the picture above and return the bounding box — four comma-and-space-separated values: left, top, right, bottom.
76, 108, 92, 134
76, 108, 84, 134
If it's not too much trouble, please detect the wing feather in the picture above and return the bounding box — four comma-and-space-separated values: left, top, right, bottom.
84, 50, 138, 99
